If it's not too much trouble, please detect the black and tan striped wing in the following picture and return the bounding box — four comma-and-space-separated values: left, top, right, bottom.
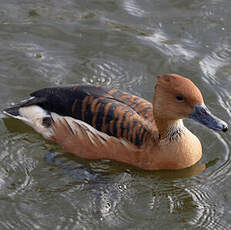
107, 89, 154, 122
30, 84, 157, 147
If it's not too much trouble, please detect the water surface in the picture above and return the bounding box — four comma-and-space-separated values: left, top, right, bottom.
0, 0, 231, 229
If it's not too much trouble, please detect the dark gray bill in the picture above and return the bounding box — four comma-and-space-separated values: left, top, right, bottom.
189, 104, 228, 132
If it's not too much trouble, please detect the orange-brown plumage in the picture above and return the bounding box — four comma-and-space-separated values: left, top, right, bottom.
3, 74, 228, 170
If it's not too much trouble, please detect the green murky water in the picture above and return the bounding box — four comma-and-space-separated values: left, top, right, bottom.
0, 0, 231, 229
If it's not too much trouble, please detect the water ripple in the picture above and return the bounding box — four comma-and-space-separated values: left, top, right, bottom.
123, 0, 146, 17
1, 0, 231, 229
200, 43, 231, 84
184, 184, 230, 230
77, 56, 145, 92
10, 42, 69, 85
0, 135, 35, 198
139, 30, 197, 62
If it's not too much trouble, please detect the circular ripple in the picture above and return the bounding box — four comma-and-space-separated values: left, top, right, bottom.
0, 133, 35, 198
76, 55, 146, 93
183, 184, 230, 230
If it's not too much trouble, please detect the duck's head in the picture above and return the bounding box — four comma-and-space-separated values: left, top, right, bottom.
153, 74, 228, 132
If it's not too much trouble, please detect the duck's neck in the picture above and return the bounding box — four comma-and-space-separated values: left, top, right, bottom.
156, 119, 186, 141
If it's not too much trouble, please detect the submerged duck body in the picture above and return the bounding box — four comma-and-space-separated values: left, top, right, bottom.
3, 74, 228, 170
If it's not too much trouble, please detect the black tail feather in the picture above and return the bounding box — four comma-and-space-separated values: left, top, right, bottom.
3, 96, 46, 117
3, 106, 20, 117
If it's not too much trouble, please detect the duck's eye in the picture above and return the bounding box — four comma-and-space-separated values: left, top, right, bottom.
176, 95, 184, 102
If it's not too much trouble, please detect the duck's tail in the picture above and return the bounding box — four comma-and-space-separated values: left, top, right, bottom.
3, 97, 54, 139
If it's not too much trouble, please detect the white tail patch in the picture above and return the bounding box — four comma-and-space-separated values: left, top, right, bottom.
17, 105, 53, 139
19, 105, 48, 121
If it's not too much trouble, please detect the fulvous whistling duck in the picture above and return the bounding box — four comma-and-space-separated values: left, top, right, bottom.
3, 74, 228, 170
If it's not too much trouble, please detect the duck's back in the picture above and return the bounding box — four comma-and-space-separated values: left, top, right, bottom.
5, 85, 156, 147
